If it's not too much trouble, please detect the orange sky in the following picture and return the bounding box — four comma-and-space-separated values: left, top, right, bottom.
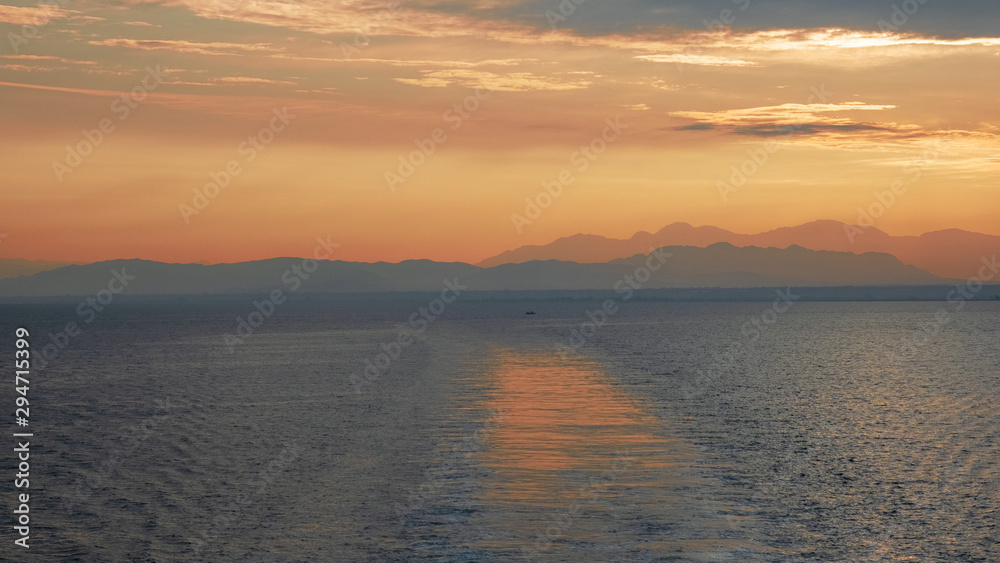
1, 0, 998, 264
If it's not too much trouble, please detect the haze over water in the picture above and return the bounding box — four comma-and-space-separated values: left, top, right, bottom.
1, 299, 998, 561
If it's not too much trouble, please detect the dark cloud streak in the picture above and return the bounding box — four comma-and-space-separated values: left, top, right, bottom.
675, 123, 716, 131
731, 122, 889, 137
432, 0, 999, 39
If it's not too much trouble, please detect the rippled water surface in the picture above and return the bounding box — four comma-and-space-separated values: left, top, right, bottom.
0, 300, 997, 561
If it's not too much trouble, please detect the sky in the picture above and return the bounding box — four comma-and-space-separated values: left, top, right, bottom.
0, 0, 997, 264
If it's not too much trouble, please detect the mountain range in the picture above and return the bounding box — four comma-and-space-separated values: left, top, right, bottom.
478, 220, 1000, 280
0, 244, 949, 298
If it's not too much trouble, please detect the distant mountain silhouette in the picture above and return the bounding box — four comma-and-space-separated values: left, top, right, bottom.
0, 245, 946, 297
0, 258, 80, 280
478, 220, 999, 279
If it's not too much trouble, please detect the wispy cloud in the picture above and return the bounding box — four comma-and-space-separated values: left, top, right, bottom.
89, 38, 279, 56
336, 57, 535, 68
214, 76, 297, 85
115, 0, 501, 38
0, 4, 70, 26
0, 55, 97, 66
671, 101, 1000, 162
635, 54, 759, 67
671, 102, 898, 128
641, 28, 1000, 68
395, 69, 590, 91
0, 64, 51, 73
0, 80, 126, 97
699, 29, 1000, 51
671, 102, 907, 143
0, 77, 359, 119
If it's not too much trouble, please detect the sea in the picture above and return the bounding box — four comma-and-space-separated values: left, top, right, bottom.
0, 298, 998, 562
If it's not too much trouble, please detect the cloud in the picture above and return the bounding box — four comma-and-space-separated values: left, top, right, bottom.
635, 54, 759, 67
675, 123, 715, 131
122, 21, 161, 27
693, 28, 1000, 51
337, 58, 535, 68
671, 102, 898, 128
670, 102, 908, 144
0, 78, 332, 119
88, 38, 278, 56
90, 1, 1000, 86
214, 76, 296, 85
165, 80, 216, 86
0, 80, 140, 98
294, 87, 343, 96
0, 55, 97, 66
113, 0, 497, 38
732, 123, 890, 137
395, 69, 590, 91
632, 79, 680, 91
0, 64, 50, 73
0, 4, 69, 26
624, 28, 1000, 71
109, 1, 1000, 61
669, 100, 1000, 160
116, 0, 1000, 39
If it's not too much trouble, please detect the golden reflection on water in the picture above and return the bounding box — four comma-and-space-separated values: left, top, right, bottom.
473, 349, 736, 559
485, 349, 675, 474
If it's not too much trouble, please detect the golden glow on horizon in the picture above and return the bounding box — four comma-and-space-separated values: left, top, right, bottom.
0, 1, 997, 263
